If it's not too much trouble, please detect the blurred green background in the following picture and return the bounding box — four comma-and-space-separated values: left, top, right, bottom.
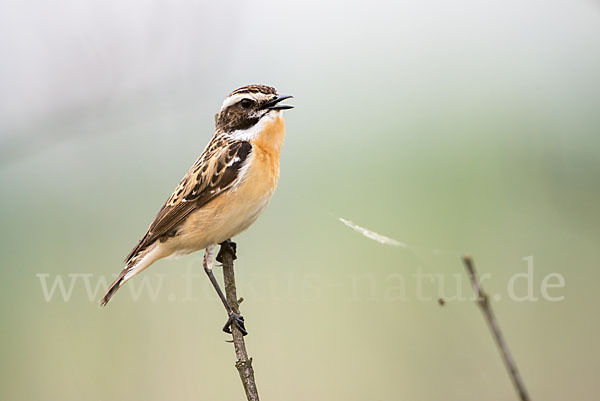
1, 1, 599, 400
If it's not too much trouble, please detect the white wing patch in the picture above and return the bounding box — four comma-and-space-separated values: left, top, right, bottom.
228, 156, 241, 166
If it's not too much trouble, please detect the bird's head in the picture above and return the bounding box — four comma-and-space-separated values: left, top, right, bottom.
215, 85, 293, 135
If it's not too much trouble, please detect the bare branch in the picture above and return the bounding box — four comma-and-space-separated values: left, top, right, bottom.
218, 242, 260, 401
462, 254, 531, 401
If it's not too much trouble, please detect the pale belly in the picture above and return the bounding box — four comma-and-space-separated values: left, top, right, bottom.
203, 187, 273, 244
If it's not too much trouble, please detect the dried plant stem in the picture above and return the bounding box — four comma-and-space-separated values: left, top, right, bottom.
219, 242, 259, 401
462, 254, 531, 401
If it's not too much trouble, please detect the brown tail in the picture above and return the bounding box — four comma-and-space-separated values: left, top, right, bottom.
99, 269, 128, 306
99, 243, 164, 306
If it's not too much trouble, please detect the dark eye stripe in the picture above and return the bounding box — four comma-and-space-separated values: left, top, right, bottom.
240, 98, 253, 109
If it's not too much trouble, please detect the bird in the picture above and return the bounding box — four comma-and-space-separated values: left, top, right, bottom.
100, 84, 293, 335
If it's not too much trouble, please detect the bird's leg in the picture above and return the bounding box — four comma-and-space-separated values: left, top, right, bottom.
216, 239, 237, 263
203, 244, 247, 336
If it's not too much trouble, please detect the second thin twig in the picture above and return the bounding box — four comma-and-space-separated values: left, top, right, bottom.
462, 254, 531, 401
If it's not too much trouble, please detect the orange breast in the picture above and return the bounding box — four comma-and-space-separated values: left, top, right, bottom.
170, 113, 286, 252
251, 113, 286, 160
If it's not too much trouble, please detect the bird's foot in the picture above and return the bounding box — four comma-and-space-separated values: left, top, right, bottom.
223, 312, 247, 336
216, 239, 237, 263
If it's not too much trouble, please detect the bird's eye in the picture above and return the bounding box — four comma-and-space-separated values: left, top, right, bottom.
240, 98, 253, 109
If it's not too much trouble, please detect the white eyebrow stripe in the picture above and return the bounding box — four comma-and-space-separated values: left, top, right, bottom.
220, 92, 271, 111
220, 94, 247, 110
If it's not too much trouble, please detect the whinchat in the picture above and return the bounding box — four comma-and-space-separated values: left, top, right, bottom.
100, 84, 293, 335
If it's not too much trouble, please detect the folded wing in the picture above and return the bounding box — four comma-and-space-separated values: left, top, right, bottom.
125, 139, 252, 263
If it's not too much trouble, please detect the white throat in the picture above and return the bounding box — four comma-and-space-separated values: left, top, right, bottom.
224, 110, 281, 141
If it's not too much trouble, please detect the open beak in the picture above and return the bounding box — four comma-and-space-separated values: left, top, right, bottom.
261, 94, 294, 110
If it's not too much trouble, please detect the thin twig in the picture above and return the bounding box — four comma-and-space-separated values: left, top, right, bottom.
219, 242, 260, 401
462, 254, 531, 401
